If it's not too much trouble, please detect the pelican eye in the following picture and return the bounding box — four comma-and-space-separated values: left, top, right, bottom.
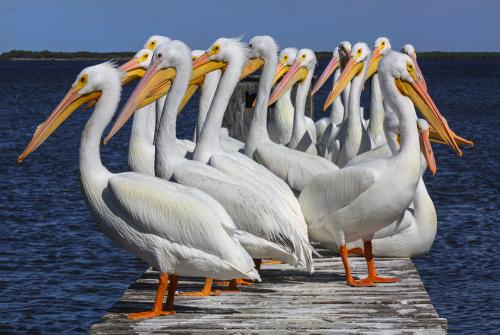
249, 43, 253, 48
212, 44, 220, 54
76, 74, 88, 90
357, 48, 362, 57
406, 62, 417, 80
381, 41, 386, 48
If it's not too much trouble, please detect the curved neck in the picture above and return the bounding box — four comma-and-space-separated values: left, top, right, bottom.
154, 95, 166, 144
381, 77, 420, 168
194, 56, 245, 163
155, 60, 191, 179
289, 69, 313, 145
79, 82, 121, 176
196, 70, 221, 140
368, 74, 385, 140
346, 72, 364, 133
130, 103, 155, 145
341, 82, 351, 122
245, 54, 276, 156
329, 68, 344, 125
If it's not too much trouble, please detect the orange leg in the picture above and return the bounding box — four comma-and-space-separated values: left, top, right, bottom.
128, 272, 176, 320
348, 247, 365, 257
178, 278, 221, 296
166, 275, 178, 312
363, 241, 400, 283
339, 245, 374, 287
262, 259, 283, 265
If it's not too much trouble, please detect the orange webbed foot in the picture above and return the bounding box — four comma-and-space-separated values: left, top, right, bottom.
370, 275, 400, 284
127, 310, 175, 320
262, 259, 283, 265
347, 277, 375, 287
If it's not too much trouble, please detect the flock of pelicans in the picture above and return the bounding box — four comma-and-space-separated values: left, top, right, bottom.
17, 35, 472, 320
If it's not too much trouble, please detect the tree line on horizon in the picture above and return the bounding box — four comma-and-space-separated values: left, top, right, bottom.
1, 49, 500, 61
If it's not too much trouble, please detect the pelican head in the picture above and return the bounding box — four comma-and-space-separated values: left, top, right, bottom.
365, 37, 391, 80
379, 51, 461, 156
268, 49, 316, 106
190, 37, 246, 80
271, 47, 298, 86
240, 36, 277, 79
119, 49, 152, 85
416, 118, 437, 175
105, 41, 190, 143
323, 42, 370, 111
17, 63, 122, 163
400, 43, 427, 91
311, 46, 341, 95
339, 41, 352, 67
144, 35, 171, 51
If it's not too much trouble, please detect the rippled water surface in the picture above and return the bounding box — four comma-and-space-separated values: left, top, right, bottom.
0, 58, 499, 334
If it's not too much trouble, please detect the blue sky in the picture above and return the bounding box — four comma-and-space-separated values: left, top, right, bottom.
1, 0, 498, 52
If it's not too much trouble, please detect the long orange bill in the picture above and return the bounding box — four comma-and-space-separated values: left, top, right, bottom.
272, 62, 290, 86
240, 57, 265, 80
104, 57, 176, 144
420, 128, 437, 175
311, 55, 340, 95
17, 88, 101, 163
396, 78, 462, 156
364, 47, 382, 81
429, 125, 474, 147
268, 61, 308, 106
323, 57, 364, 111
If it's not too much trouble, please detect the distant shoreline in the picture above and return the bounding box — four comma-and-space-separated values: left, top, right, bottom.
1, 50, 500, 61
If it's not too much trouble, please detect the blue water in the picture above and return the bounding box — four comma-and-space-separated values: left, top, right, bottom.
0, 58, 498, 334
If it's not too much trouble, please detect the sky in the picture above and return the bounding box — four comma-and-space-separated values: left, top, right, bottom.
0, 0, 499, 53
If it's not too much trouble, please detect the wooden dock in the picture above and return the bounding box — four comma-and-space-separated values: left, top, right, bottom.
90, 248, 447, 334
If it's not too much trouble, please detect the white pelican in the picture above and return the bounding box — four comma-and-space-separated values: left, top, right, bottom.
119, 49, 157, 175
243, 36, 337, 194
323, 43, 373, 167
366, 37, 392, 148
312, 46, 343, 144
311, 41, 352, 163
107, 39, 314, 287
267, 47, 296, 145
267, 48, 316, 147
299, 50, 461, 286
17, 62, 259, 318
274, 48, 318, 155
348, 119, 438, 257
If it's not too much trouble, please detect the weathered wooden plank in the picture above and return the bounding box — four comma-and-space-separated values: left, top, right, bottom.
90, 249, 447, 334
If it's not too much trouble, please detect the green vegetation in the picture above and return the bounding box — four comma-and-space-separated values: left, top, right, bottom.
0, 50, 134, 61
1, 49, 500, 61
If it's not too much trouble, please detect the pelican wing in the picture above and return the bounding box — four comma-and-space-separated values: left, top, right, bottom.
171, 161, 297, 254
107, 172, 243, 260
299, 162, 385, 227
254, 143, 336, 192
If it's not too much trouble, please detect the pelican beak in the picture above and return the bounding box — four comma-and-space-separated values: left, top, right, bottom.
17, 87, 101, 163
177, 75, 205, 114
240, 57, 265, 80
311, 55, 340, 95
268, 61, 308, 106
395, 77, 462, 156
104, 57, 176, 143
409, 54, 428, 92
272, 62, 290, 86
191, 50, 226, 80
323, 57, 364, 111
365, 46, 383, 81
119, 58, 147, 85
419, 126, 437, 175
136, 80, 172, 110
429, 125, 474, 147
